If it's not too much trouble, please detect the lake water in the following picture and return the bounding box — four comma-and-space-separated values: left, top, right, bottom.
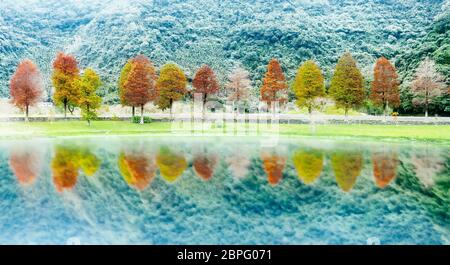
0, 136, 448, 244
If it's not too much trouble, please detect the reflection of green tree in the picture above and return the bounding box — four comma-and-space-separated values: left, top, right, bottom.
118, 152, 156, 190
79, 148, 101, 177
292, 149, 324, 185
331, 151, 363, 192
51, 145, 100, 192
156, 146, 187, 182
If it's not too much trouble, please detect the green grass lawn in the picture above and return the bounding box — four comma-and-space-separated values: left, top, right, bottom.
0, 120, 449, 143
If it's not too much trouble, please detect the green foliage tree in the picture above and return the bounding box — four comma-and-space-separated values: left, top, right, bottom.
292, 60, 325, 114
331, 150, 363, 192
77, 68, 102, 126
329, 52, 365, 117
156, 63, 187, 118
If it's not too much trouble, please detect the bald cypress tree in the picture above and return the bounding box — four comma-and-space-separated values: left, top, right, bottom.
292, 60, 325, 114
329, 53, 365, 117
370, 57, 400, 117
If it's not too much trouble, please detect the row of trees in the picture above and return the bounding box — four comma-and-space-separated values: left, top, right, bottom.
292, 53, 447, 117
10, 144, 443, 192
9, 52, 448, 123
10, 52, 102, 124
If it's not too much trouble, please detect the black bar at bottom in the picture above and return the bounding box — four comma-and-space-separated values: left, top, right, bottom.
0, 245, 448, 263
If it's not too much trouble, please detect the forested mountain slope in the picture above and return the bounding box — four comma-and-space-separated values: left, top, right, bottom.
0, 0, 448, 109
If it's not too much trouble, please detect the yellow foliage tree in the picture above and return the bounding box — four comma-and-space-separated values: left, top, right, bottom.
156, 146, 187, 182
292, 60, 325, 114
292, 149, 324, 184
156, 63, 187, 117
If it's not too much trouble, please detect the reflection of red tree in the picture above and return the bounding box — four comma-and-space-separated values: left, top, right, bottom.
193, 153, 218, 181
261, 152, 286, 185
372, 152, 399, 188
119, 152, 156, 191
9, 150, 41, 186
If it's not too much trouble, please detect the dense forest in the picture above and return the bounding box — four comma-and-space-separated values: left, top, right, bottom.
1, 0, 449, 115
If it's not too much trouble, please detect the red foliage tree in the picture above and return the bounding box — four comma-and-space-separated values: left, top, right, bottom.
370, 57, 400, 116
372, 151, 399, 188
53, 52, 79, 75
123, 55, 158, 124
118, 152, 156, 191
9, 59, 42, 121
192, 65, 219, 110
193, 153, 219, 181
261, 152, 286, 185
260, 58, 287, 112
9, 149, 41, 186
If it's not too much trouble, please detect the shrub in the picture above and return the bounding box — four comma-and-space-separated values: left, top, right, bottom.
132, 116, 152, 123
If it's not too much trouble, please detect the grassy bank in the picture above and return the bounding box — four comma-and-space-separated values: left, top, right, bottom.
0, 121, 449, 142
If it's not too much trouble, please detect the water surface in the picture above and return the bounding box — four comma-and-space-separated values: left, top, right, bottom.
0, 136, 448, 244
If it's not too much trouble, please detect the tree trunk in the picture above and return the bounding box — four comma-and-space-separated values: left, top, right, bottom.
68, 105, 75, 115
25, 105, 29, 122
64, 101, 67, 119
202, 94, 207, 120
169, 99, 173, 120
87, 105, 91, 126
132, 106, 135, 118
344, 108, 349, 122
383, 102, 388, 122
140, 104, 144, 124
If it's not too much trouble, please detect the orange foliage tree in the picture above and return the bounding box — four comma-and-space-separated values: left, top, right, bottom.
9, 149, 42, 186
118, 152, 156, 191
260, 58, 287, 112
193, 152, 219, 181
261, 151, 286, 185
372, 151, 399, 188
51, 145, 100, 192
9, 59, 42, 121
52, 52, 80, 117
370, 57, 400, 116
51, 146, 80, 192
122, 55, 158, 124
192, 65, 219, 111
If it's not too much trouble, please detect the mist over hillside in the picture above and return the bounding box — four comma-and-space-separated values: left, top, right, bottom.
0, 0, 448, 106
